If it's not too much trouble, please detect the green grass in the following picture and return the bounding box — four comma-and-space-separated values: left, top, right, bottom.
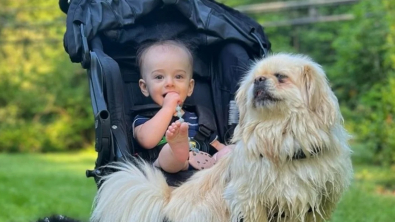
330, 165, 395, 222
1, 152, 394, 222
0, 152, 97, 222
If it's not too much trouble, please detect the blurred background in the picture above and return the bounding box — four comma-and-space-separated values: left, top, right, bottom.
0, 0, 394, 221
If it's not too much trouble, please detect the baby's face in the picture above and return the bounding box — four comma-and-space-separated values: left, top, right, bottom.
139, 44, 194, 106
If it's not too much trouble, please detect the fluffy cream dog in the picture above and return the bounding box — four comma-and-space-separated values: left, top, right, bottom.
91, 53, 352, 222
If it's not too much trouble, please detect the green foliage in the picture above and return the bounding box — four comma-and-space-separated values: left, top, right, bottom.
330, 0, 395, 165
0, 0, 93, 152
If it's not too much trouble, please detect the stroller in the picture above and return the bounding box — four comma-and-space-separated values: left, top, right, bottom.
59, 0, 271, 186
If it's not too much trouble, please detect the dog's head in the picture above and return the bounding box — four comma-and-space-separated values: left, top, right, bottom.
232, 54, 343, 160
236, 53, 339, 126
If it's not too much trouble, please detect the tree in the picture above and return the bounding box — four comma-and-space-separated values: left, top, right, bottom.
330, 0, 395, 165
0, 0, 93, 152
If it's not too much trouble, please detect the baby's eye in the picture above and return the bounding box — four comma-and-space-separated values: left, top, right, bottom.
154, 75, 164, 80
175, 74, 184, 79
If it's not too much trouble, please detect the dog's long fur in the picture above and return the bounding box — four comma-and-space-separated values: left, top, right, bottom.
91, 54, 353, 222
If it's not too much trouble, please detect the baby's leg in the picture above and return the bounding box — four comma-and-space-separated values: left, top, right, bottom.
154, 121, 190, 173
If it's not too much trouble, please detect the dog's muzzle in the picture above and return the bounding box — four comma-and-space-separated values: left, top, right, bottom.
253, 76, 279, 105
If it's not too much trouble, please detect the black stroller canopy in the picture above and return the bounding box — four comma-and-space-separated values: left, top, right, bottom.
62, 0, 270, 63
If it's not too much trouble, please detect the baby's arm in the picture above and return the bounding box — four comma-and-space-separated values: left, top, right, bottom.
210, 140, 226, 151
210, 140, 235, 150
134, 93, 180, 149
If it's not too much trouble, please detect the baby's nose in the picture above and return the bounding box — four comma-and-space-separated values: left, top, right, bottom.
165, 77, 174, 86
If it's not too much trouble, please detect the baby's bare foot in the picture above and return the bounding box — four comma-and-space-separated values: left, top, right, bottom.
166, 121, 189, 162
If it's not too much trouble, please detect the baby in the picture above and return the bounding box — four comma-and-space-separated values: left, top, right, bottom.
133, 40, 231, 173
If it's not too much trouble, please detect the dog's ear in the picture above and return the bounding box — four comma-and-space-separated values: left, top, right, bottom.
232, 74, 251, 142
235, 83, 247, 124
302, 61, 339, 126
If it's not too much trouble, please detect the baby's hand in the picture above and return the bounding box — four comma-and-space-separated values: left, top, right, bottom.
163, 92, 180, 110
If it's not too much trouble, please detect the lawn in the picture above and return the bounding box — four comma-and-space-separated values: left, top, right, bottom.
0, 152, 394, 222
0, 152, 97, 222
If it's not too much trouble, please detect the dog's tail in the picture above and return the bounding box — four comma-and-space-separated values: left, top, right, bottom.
90, 160, 171, 222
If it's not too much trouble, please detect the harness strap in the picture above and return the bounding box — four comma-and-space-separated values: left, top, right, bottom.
191, 104, 217, 144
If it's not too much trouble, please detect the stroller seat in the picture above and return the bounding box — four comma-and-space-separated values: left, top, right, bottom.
60, 0, 271, 186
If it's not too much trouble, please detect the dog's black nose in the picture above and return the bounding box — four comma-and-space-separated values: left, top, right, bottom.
254, 76, 267, 85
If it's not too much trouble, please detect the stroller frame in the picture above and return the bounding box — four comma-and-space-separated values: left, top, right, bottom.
60, 0, 271, 186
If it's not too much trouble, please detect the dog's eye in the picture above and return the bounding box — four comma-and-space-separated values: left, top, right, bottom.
274, 73, 287, 82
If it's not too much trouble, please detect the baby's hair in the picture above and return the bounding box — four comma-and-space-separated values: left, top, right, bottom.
136, 39, 194, 77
